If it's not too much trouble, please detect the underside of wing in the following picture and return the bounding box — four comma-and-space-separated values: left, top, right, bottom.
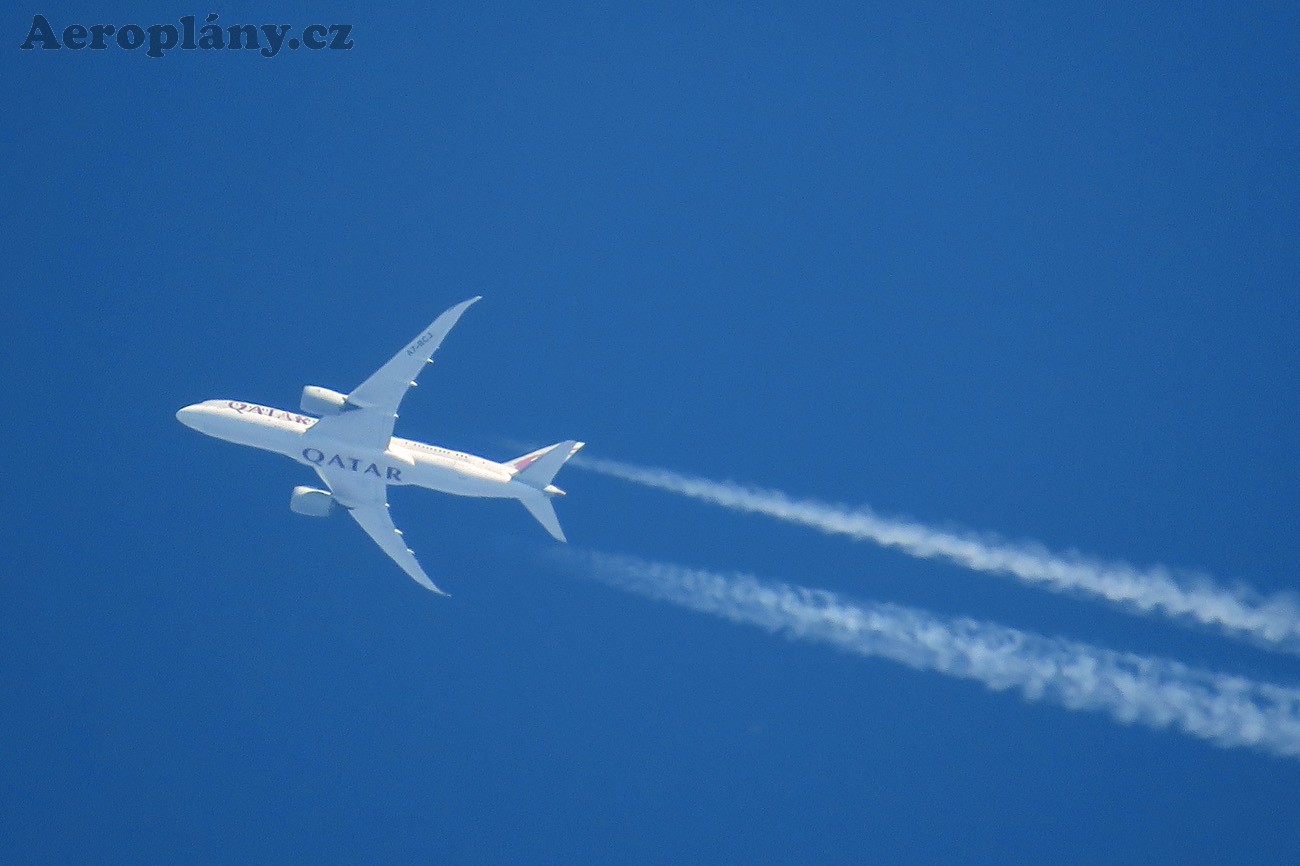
346, 502, 445, 596
314, 466, 445, 595
304, 296, 481, 449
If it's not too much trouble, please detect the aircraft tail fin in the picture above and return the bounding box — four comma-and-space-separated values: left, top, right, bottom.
508, 440, 585, 493
519, 493, 567, 542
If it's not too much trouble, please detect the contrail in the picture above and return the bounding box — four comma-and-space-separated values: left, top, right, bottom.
574, 456, 1300, 652
564, 550, 1300, 759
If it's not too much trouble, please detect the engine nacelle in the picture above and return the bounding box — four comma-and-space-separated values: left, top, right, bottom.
290, 486, 335, 517
301, 385, 348, 416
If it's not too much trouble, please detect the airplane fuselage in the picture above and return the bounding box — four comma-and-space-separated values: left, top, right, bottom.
176, 296, 581, 594
176, 399, 523, 503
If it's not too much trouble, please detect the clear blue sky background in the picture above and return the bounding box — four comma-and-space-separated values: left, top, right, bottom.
4, 2, 1298, 863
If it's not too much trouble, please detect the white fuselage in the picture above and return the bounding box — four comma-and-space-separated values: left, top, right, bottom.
176, 399, 524, 502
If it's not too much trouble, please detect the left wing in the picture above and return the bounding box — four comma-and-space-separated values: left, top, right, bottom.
315, 464, 445, 595
305, 296, 481, 449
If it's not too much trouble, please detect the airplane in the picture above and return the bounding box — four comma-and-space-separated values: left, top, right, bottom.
176, 297, 583, 595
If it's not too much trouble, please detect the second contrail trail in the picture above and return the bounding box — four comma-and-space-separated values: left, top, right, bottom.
562, 550, 1300, 760
573, 455, 1300, 653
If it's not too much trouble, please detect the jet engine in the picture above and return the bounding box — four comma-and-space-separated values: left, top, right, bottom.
301, 385, 347, 416
290, 486, 335, 517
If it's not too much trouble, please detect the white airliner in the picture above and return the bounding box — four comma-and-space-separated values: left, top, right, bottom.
176, 297, 583, 595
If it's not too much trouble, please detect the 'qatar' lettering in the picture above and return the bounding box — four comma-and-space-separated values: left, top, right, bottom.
301, 447, 402, 481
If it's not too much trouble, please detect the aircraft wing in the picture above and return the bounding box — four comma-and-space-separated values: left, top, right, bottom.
346, 502, 444, 595
305, 296, 481, 449
315, 466, 446, 595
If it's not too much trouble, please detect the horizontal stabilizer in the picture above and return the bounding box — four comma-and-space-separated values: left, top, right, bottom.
520, 493, 566, 542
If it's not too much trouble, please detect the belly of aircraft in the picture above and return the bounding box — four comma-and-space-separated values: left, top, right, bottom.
409, 460, 513, 497
290, 437, 514, 498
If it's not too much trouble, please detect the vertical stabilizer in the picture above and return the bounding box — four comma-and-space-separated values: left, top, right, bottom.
509, 441, 585, 491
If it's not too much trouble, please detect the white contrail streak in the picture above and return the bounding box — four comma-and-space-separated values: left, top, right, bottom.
574, 456, 1300, 652
567, 551, 1300, 759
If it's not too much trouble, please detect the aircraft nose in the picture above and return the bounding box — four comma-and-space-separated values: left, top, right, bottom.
176, 404, 202, 428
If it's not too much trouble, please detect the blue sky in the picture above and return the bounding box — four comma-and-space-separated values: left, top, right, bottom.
4, 2, 1298, 863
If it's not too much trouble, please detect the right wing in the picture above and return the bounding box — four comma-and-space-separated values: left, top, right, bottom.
314, 463, 446, 596
305, 297, 481, 449
346, 502, 446, 596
